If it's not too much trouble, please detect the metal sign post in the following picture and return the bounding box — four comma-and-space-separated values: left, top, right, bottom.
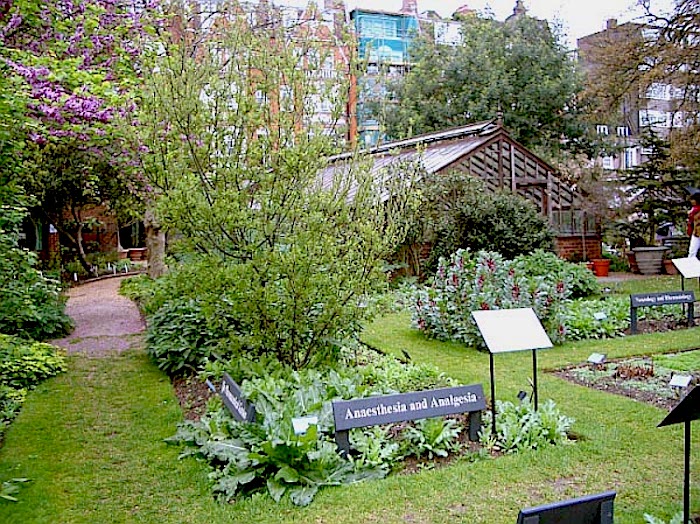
472, 308, 553, 439
658, 385, 700, 524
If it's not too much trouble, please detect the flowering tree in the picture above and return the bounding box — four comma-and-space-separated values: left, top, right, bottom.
0, 0, 154, 274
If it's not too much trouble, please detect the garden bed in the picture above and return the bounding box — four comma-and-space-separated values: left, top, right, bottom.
553, 348, 700, 411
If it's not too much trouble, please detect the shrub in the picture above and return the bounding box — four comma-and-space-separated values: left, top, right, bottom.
513, 250, 600, 299
0, 335, 66, 440
419, 172, 556, 273
0, 200, 73, 340
145, 298, 224, 376
480, 399, 573, 453
412, 250, 569, 348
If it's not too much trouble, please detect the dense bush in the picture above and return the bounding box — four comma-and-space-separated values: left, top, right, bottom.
0, 198, 73, 340
171, 351, 461, 506
418, 172, 555, 273
413, 250, 569, 348
0, 335, 66, 438
513, 250, 600, 299
145, 298, 226, 376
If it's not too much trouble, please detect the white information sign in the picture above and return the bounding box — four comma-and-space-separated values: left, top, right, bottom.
669, 374, 693, 388
472, 308, 553, 354
672, 257, 700, 279
292, 415, 318, 435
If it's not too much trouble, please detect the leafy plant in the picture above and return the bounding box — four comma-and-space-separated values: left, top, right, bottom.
168, 365, 387, 507
145, 298, 223, 376
403, 417, 462, 459
349, 425, 401, 469
0, 195, 73, 340
413, 250, 569, 348
168, 350, 468, 506
513, 250, 600, 299
480, 400, 573, 454
0, 335, 66, 440
563, 297, 629, 341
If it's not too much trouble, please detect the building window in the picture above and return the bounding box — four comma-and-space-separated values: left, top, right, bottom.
616, 126, 629, 137
639, 109, 668, 127
623, 148, 638, 169
602, 156, 615, 170
596, 125, 609, 135
645, 83, 670, 100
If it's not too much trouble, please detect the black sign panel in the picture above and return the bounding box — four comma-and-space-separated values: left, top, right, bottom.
220, 373, 256, 422
332, 384, 485, 431
631, 291, 695, 307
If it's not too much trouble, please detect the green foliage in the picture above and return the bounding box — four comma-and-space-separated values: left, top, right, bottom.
416, 173, 556, 273
480, 400, 573, 454
359, 354, 456, 393
513, 250, 600, 299
0, 334, 66, 440
139, 16, 416, 370
654, 350, 700, 372
403, 417, 462, 460
377, 15, 586, 155
349, 426, 401, 469
563, 297, 629, 341
612, 131, 692, 247
644, 511, 685, 524
169, 350, 468, 506
0, 193, 73, 340
0, 478, 30, 503
145, 298, 222, 376
413, 250, 569, 348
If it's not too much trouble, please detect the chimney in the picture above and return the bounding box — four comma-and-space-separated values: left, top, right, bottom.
606, 18, 617, 30
400, 0, 417, 14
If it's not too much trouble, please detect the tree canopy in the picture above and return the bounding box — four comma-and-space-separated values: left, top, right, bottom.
373, 14, 586, 157
0, 0, 153, 273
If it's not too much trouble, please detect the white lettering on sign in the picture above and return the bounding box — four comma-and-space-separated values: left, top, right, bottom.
221, 381, 249, 420
343, 391, 480, 421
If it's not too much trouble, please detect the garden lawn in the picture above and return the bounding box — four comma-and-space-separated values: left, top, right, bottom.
0, 316, 698, 522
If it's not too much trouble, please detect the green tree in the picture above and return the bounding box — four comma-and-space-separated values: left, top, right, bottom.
376, 14, 586, 156
137, 2, 415, 369
614, 130, 692, 247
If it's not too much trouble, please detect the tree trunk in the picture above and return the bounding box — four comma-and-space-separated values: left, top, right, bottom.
74, 222, 95, 277
144, 205, 166, 278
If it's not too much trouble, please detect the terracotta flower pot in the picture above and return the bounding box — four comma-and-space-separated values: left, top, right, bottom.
664, 259, 678, 275
592, 259, 610, 277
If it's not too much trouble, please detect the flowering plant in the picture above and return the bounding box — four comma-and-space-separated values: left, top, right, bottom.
412, 249, 569, 348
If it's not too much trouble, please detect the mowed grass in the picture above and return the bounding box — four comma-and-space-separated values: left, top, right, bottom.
0, 279, 699, 522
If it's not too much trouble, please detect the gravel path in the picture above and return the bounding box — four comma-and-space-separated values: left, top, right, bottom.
51, 276, 145, 356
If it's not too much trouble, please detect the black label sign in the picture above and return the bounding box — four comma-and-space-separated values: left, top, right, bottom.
220, 373, 256, 422
631, 291, 695, 307
332, 384, 486, 431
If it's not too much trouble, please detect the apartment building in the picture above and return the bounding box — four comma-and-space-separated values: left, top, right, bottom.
577, 18, 695, 172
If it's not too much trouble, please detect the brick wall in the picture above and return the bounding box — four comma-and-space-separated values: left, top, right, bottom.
555, 236, 602, 261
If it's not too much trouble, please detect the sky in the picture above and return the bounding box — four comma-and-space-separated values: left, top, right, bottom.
341, 0, 676, 49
